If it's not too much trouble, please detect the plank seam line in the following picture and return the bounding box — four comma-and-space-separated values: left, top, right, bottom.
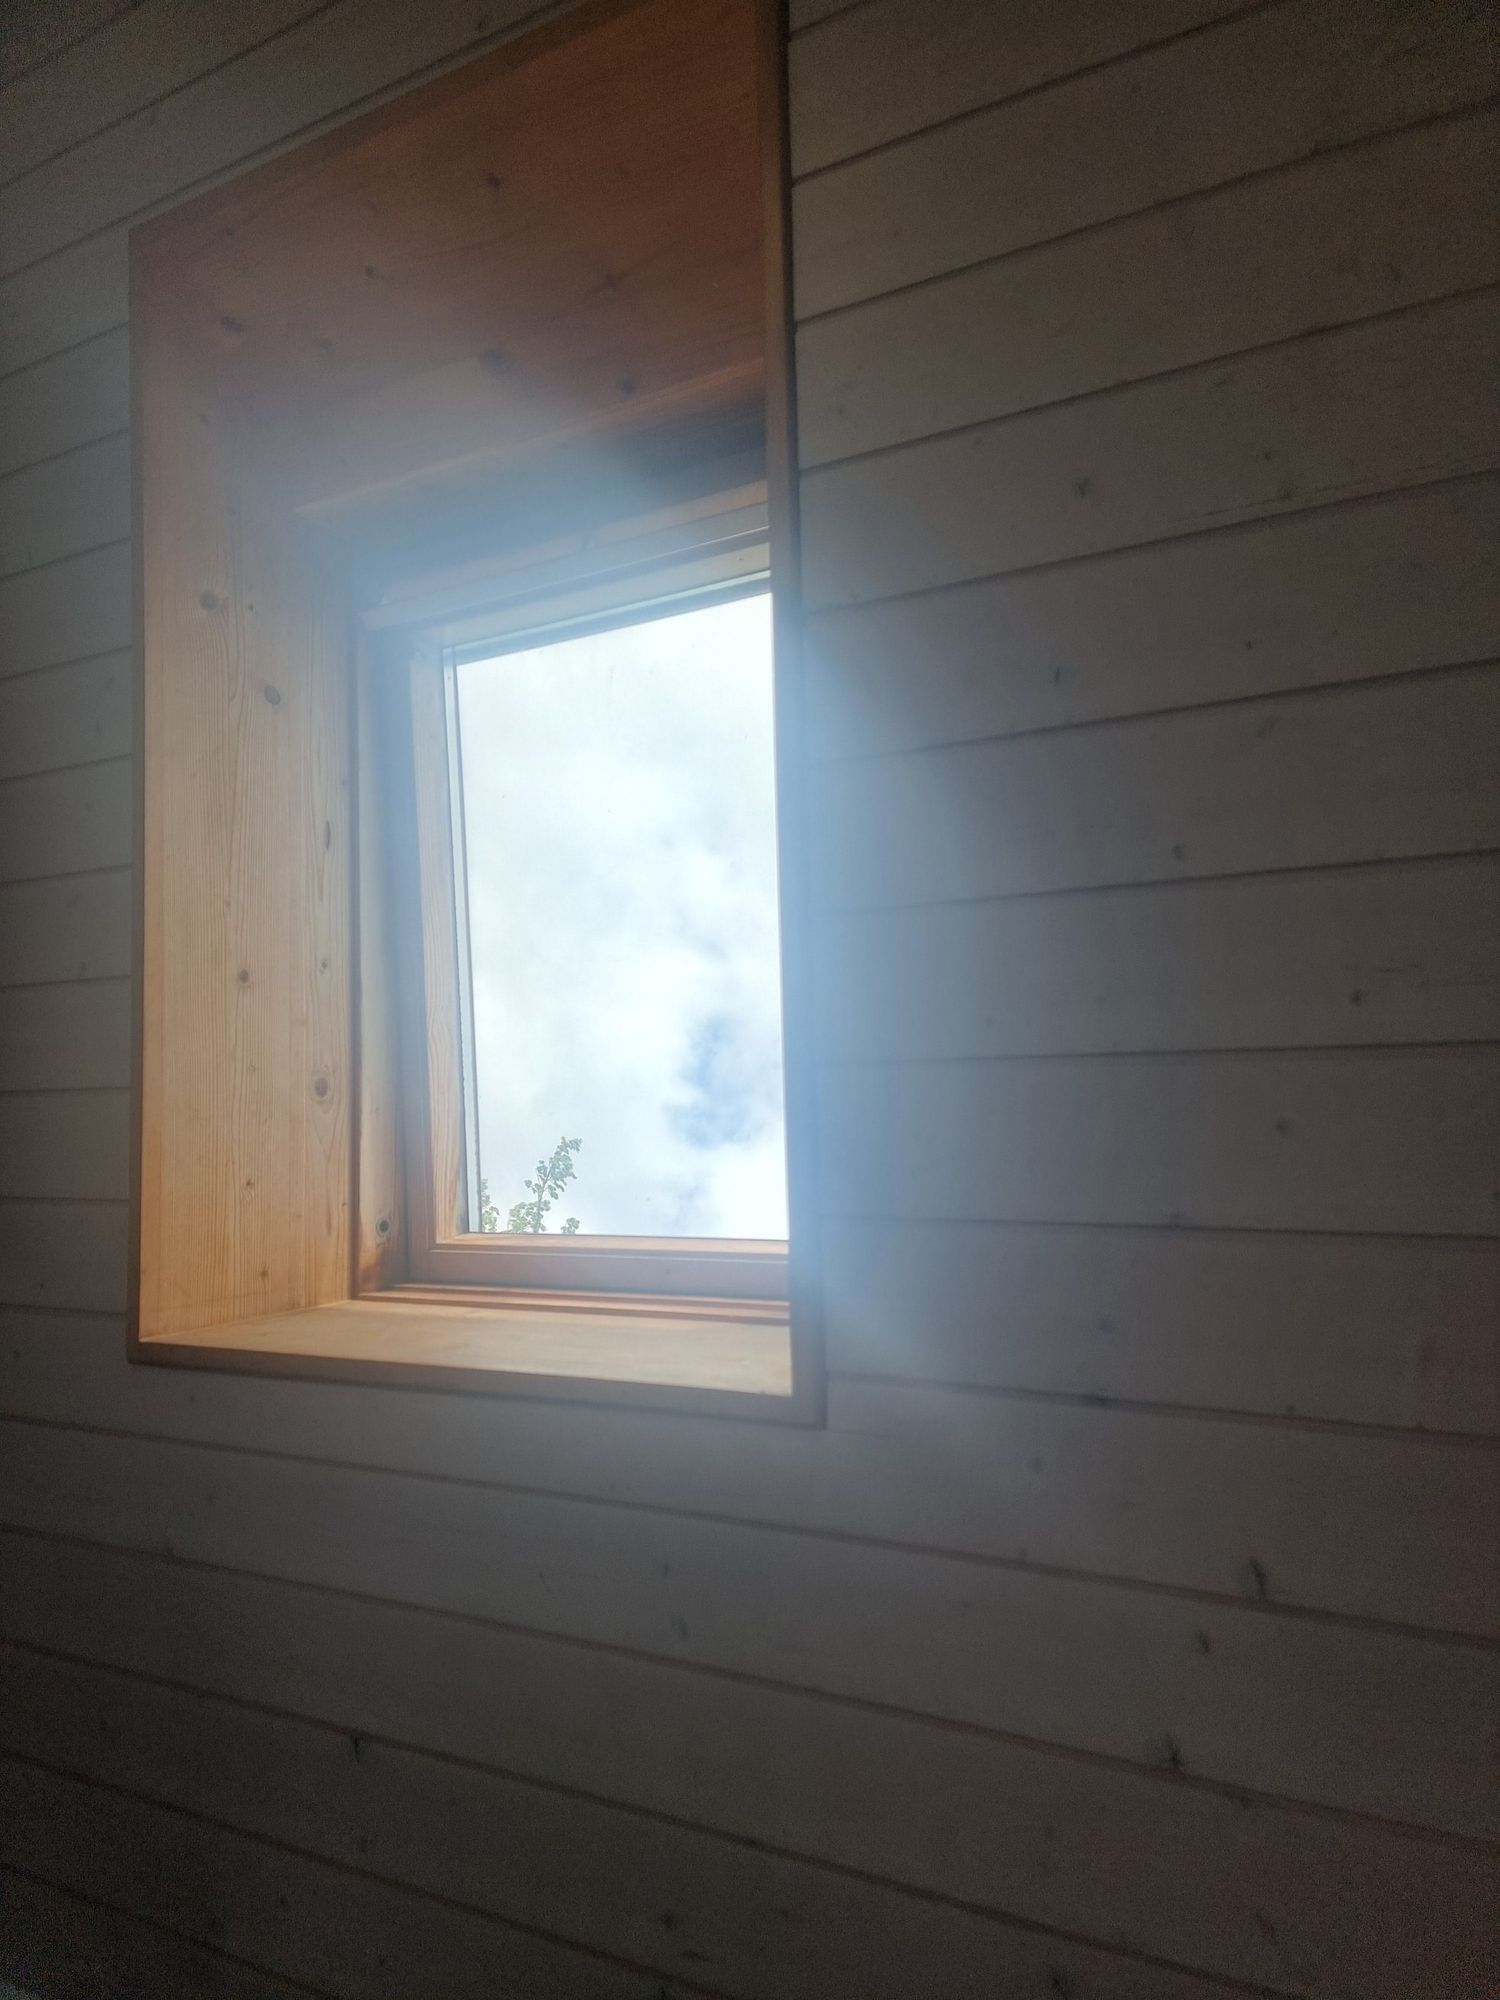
0, 316, 123, 389
812, 650, 1500, 768
0, 1083, 127, 1099
802, 466, 1500, 618
0, 643, 129, 688
822, 1211, 1500, 1249
828, 1372, 1500, 1449
0, 1858, 339, 2000
0, 422, 126, 486
0, 6, 137, 93
5, 1520, 1494, 1851
787, 0, 872, 44
3, 1410, 1494, 1648
0, 748, 131, 788
0, 531, 128, 583
824, 841, 1500, 923
0, 972, 131, 994
0, 0, 567, 291
0, 1748, 745, 2000
790, 0, 1279, 188
0, 862, 130, 887
0, 1637, 1306, 2000
793, 89, 1500, 325
799, 279, 1500, 482
819, 1038, 1500, 1069
0, 1, 347, 195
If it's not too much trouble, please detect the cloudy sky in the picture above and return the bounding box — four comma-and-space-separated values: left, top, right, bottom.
454, 590, 788, 1239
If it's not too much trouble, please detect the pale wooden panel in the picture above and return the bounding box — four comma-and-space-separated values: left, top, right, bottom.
0, 1759, 685, 2000
1, 1423, 1494, 1834
805, 476, 1500, 756
0, 0, 551, 283
0, 870, 131, 984
819, 666, 1500, 911
823, 1221, 1500, 1433
0, 432, 129, 576
0, 1866, 313, 2000
0, 759, 131, 880
792, 0, 1500, 315
789, 0, 1242, 177
816, 857, 1500, 1059
0, 979, 129, 1089
6, 1532, 1492, 2000
0, 0, 134, 84
819, 1048, 1500, 1238
0, 224, 127, 374
0, 652, 130, 778
0, 1648, 1239, 2000
0, 328, 128, 477
0, 1089, 129, 1199
7, 1312, 1493, 1629
0, 0, 327, 184
802, 291, 1500, 608
800, 104, 1500, 466
0, 1202, 127, 1310
0, 539, 130, 678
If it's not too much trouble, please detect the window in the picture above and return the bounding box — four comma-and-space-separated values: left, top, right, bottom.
130, 0, 822, 1420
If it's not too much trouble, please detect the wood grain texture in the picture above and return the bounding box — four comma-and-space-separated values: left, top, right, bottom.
792, 0, 1500, 315
0, 871, 131, 985
816, 856, 1500, 1059
798, 104, 1500, 466
819, 1047, 1500, 1238
1, 1422, 1494, 1836
6, 1528, 1493, 2000
0, 1645, 1248, 2000
804, 475, 1500, 756
801, 290, 1500, 609
817, 664, 1500, 911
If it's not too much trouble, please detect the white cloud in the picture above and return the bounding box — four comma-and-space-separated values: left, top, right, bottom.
455, 590, 788, 1238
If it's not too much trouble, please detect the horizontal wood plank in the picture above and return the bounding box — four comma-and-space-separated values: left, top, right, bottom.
788, 0, 1243, 178
0, 871, 132, 985
0, 979, 129, 1090
0, 0, 327, 186
5, 1311, 1495, 1629
798, 104, 1500, 466
5, 1529, 1492, 2000
0, 0, 135, 87
0, 1422, 1493, 1834
0, 432, 130, 578
823, 1220, 1500, 1432
0, 540, 130, 678
0, 758, 132, 881
0, 1646, 1242, 2000
0, 651, 131, 779
0, 225, 127, 376
801, 290, 1500, 608
0, 328, 128, 478
1, 1756, 689, 2000
0, 1865, 311, 2000
805, 476, 1500, 756
819, 1046, 1500, 1238
815, 856, 1500, 1058
0, 1089, 129, 1200
792, 0, 1500, 316
0, 1200, 127, 1311
818, 663, 1500, 911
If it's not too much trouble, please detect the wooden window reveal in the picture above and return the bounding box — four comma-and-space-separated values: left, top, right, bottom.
130, 0, 822, 1421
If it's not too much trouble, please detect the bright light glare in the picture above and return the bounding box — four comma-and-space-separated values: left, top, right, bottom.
454, 590, 788, 1239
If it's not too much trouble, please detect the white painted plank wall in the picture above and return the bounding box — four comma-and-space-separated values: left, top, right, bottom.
1, 0, 1497, 1994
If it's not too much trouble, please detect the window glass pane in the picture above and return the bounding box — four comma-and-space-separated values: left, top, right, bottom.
453, 590, 788, 1239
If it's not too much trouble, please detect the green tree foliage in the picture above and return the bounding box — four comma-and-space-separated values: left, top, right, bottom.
477, 1135, 583, 1234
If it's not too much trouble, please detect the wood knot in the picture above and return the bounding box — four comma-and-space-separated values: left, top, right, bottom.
312, 1073, 331, 1101
199, 590, 222, 611
262, 684, 281, 706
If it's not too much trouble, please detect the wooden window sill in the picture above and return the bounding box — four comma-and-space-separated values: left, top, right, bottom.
132, 1293, 800, 1418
